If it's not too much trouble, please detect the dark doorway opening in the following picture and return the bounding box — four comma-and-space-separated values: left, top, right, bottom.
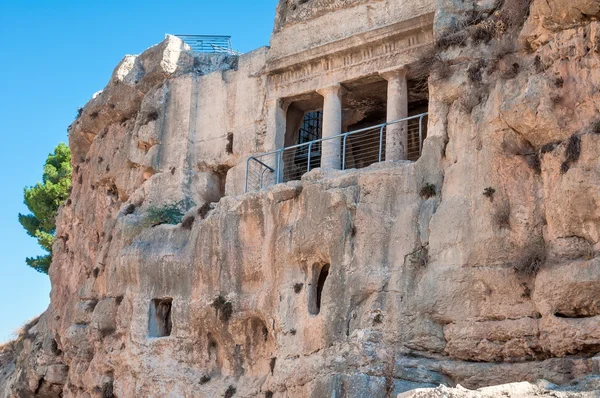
283, 95, 324, 182
309, 263, 330, 315
149, 298, 172, 338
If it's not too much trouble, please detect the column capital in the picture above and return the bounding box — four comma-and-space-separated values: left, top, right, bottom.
379, 66, 408, 81
266, 98, 291, 112
316, 83, 347, 98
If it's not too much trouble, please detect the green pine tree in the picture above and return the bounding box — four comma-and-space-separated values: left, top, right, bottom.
18, 143, 72, 274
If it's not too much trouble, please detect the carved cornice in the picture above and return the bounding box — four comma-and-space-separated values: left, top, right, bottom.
265, 12, 434, 99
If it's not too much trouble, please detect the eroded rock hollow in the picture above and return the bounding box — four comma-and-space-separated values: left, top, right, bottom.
2, 0, 600, 396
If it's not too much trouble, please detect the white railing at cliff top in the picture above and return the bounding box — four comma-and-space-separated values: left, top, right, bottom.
174, 35, 242, 56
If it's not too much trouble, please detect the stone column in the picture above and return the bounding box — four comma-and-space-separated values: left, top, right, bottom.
265, 98, 289, 152
317, 84, 344, 170
381, 67, 409, 161
265, 98, 289, 183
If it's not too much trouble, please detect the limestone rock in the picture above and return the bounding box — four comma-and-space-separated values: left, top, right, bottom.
3, 0, 600, 396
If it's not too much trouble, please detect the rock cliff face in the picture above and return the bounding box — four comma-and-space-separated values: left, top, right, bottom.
2, 0, 600, 397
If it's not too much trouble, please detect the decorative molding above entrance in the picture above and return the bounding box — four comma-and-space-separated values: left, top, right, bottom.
265, 13, 435, 100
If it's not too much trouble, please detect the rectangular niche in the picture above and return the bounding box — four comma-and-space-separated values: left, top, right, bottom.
308, 263, 330, 315
148, 298, 173, 338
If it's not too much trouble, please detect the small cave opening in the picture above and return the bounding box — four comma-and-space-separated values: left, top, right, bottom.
308, 263, 330, 315
226, 132, 234, 154
148, 298, 172, 338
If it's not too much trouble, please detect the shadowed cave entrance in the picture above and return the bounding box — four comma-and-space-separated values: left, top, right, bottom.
149, 298, 173, 338
281, 77, 429, 183
308, 263, 330, 315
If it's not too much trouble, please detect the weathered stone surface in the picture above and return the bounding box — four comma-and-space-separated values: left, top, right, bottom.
526, 0, 600, 32
398, 379, 600, 397
2, 0, 600, 396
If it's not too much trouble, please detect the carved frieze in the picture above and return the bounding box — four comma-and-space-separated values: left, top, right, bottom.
266, 13, 435, 99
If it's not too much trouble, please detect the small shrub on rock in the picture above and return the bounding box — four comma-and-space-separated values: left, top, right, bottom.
212, 295, 226, 310
212, 295, 233, 322
220, 302, 233, 322
550, 94, 562, 105
408, 245, 429, 268
560, 134, 581, 174
410, 49, 452, 92
470, 23, 495, 44
181, 214, 195, 230
420, 183, 436, 199
553, 76, 564, 88
435, 30, 468, 50
102, 381, 114, 398
514, 241, 546, 276
122, 204, 136, 216
144, 202, 184, 227
483, 187, 496, 201
467, 61, 485, 83
540, 141, 559, 154
198, 203, 212, 219
493, 201, 511, 230
224, 385, 237, 398
591, 120, 600, 134
293, 283, 303, 293
373, 313, 384, 325
144, 111, 159, 125
498, 0, 532, 30
199, 375, 211, 385
525, 153, 541, 174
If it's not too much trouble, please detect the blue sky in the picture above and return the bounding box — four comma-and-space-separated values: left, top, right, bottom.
0, 0, 277, 343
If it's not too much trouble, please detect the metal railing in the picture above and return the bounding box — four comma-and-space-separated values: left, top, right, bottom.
174, 35, 242, 55
245, 113, 428, 193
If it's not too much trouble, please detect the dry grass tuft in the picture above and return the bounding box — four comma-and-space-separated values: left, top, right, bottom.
224, 385, 237, 398
373, 313, 384, 325
436, 30, 469, 51
514, 240, 546, 276
468, 61, 486, 83
498, 0, 533, 30
553, 76, 564, 88
13, 316, 41, 340
293, 283, 304, 293
212, 295, 233, 322
411, 50, 452, 86
470, 22, 496, 44
493, 201, 511, 230
181, 214, 195, 230
525, 153, 542, 174
540, 141, 560, 154
199, 375, 211, 385
591, 120, 600, 134
420, 183, 437, 199
408, 245, 429, 268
